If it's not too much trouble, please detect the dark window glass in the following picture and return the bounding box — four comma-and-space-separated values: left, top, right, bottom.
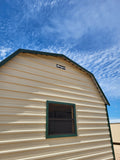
47, 103, 76, 136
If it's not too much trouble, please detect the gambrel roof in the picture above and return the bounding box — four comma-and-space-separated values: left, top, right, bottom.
0, 48, 110, 105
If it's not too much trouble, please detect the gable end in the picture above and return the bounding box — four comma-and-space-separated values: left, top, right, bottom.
0, 48, 110, 105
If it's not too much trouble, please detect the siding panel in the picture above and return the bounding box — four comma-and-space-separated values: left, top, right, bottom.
0, 53, 113, 160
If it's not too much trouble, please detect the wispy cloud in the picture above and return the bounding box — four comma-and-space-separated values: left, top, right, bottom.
41, 45, 120, 99
70, 47, 120, 99
65, 45, 120, 99
1, 0, 120, 52
21, 0, 61, 19
0, 0, 120, 100
110, 119, 120, 123
0, 47, 11, 61
41, 0, 120, 51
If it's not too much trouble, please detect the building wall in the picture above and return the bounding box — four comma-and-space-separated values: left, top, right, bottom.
111, 123, 120, 160
111, 123, 120, 143
0, 52, 113, 160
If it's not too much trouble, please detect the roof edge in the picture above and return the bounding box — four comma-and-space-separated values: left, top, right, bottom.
62, 55, 110, 106
0, 48, 110, 105
0, 49, 22, 67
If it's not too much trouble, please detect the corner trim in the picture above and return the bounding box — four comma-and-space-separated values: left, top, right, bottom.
105, 105, 116, 160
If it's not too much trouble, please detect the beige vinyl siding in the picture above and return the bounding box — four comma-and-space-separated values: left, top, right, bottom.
113, 145, 120, 160
0, 53, 113, 160
111, 123, 120, 160
111, 123, 120, 143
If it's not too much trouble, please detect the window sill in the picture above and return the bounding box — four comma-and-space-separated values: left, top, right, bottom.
46, 133, 77, 139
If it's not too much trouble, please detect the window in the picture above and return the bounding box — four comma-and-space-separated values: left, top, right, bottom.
46, 101, 77, 138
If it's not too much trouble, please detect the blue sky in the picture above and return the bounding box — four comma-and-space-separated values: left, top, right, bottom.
0, 0, 120, 123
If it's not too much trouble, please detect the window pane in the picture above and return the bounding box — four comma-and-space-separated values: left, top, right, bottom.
48, 102, 76, 136
49, 103, 73, 120
49, 105, 54, 118
48, 120, 54, 135
49, 120, 74, 135
66, 105, 72, 119
55, 120, 73, 134
55, 106, 66, 119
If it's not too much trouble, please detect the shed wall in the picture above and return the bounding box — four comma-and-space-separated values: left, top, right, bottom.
111, 123, 120, 143
0, 53, 113, 160
111, 123, 120, 159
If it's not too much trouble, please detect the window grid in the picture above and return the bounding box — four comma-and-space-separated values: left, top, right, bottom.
46, 101, 77, 138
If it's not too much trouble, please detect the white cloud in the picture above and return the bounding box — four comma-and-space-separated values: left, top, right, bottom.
41, 0, 120, 42
22, 0, 60, 17
43, 0, 59, 7
41, 46, 69, 55
0, 47, 11, 60
110, 119, 120, 123
41, 45, 120, 99
71, 46, 120, 99
0, 0, 119, 99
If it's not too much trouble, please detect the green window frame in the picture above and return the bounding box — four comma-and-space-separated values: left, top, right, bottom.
46, 101, 77, 138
